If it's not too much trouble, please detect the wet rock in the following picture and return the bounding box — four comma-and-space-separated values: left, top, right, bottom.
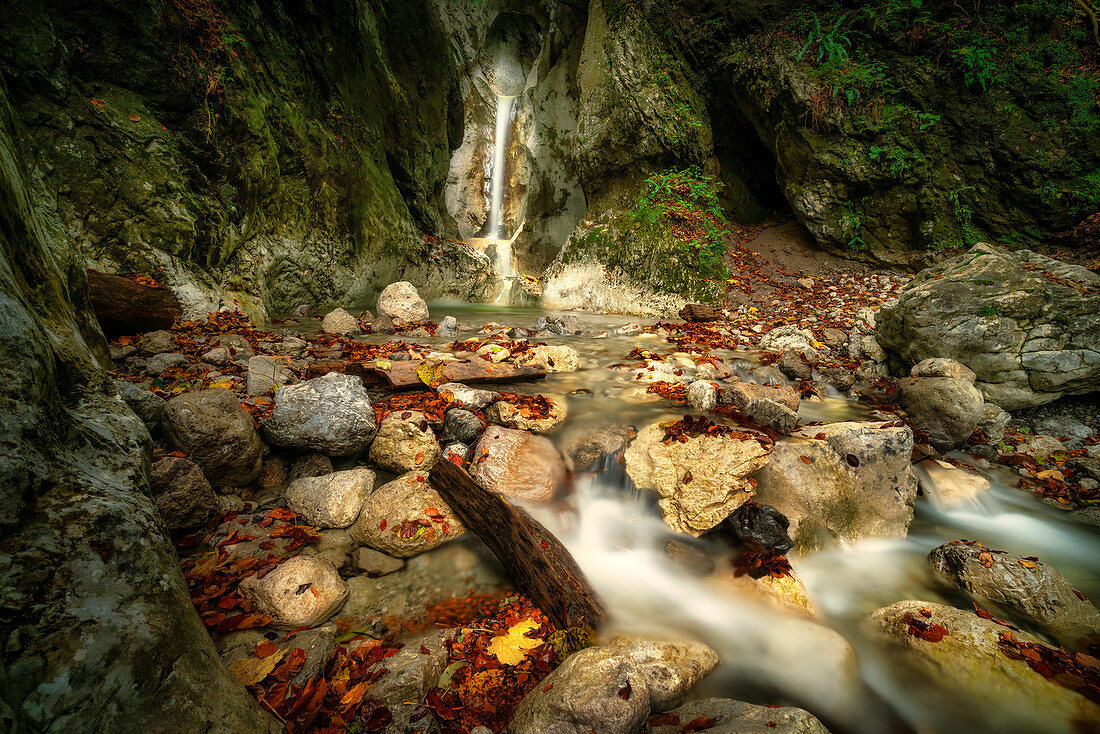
645, 698, 829, 734
912, 357, 977, 383
686, 380, 717, 411
976, 403, 1010, 443
369, 410, 441, 473
485, 395, 567, 433
624, 422, 771, 536
743, 397, 799, 435
877, 244, 1100, 409
758, 325, 818, 359
819, 365, 855, 393
437, 382, 499, 409
505, 646, 651, 734
1034, 415, 1094, 442
321, 307, 360, 335
285, 466, 375, 529
470, 426, 565, 503
443, 408, 484, 444
870, 601, 1100, 730
352, 547, 406, 576
368, 629, 453, 734
348, 471, 465, 557
437, 315, 458, 338
162, 388, 263, 486
377, 281, 429, 323
150, 456, 217, 529
896, 376, 984, 452
237, 555, 348, 629
246, 355, 294, 396
143, 352, 189, 376
442, 442, 468, 464
854, 360, 887, 383
115, 379, 165, 430
753, 421, 918, 552
288, 453, 334, 483
928, 541, 1100, 647
616, 323, 642, 336
720, 381, 800, 412
261, 372, 377, 456
847, 332, 886, 363
821, 327, 848, 349
514, 344, 579, 372
556, 314, 584, 334
716, 502, 794, 554
562, 423, 633, 472
373, 314, 395, 334
138, 329, 176, 356
605, 637, 719, 710
777, 350, 813, 381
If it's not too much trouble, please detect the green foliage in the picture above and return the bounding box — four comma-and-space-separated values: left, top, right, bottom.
950, 44, 1001, 91
868, 143, 924, 176
976, 305, 998, 317
948, 186, 980, 247
631, 168, 730, 279
798, 13, 857, 67
841, 203, 865, 250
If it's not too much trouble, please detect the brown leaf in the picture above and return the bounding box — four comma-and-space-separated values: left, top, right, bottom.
799, 455, 813, 465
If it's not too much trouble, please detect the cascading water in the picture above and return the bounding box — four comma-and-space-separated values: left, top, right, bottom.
488, 94, 515, 279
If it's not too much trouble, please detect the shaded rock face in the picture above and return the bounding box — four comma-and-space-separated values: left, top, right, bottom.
150, 456, 217, 530
753, 421, 918, 552
0, 86, 273, 730
928, 542, 1100, 649
161, 388, 263, 486
878, 244, 1100, 409
717, 502, 794, 555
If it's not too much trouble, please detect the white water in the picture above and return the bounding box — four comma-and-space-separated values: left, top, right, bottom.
488, 95, 515, 277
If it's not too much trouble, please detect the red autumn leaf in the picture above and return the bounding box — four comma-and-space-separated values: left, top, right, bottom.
540, 540, 550, 550
255, 641, 279, 659
379, 519, 387, 531
618, 680, 632, 699
799, 455, 813, 465
419, 645, 431, 654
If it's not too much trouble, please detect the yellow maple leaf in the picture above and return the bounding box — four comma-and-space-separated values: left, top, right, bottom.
417, 360, 447, 388
227, 648, 286, 686
486, 618, 542, 666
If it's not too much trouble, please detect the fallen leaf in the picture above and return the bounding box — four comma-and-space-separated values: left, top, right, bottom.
1018, 559, 1038, 568
228, 648, 286, 685
487, 618, 543, 666
799, 455, 813, 465
129, 113, 142, 122
255, 640, 279, 658
340, 681, 368, 707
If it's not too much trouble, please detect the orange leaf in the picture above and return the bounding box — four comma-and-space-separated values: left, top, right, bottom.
799, 455, 813, 465
255, 641, 279, 658
340, 681, 368, 708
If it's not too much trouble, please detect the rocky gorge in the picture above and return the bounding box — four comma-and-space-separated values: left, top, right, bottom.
2, 0, 1099, 733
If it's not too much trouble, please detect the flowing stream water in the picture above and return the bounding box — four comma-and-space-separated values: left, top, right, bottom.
284, 302, 1100, 733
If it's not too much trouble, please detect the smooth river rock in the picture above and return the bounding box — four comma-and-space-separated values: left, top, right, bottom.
161, 388, 263, 486
261, 372, 377, 456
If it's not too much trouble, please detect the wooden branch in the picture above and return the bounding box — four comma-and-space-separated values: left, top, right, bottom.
1075, 0, 1100, 47
429, 459, 605, 631
86, 270, 182, 336
679, 303, 722, 322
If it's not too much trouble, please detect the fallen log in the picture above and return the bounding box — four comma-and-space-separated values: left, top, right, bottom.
679, 303, 722, 322
429, 459, 605, 631
307, 358, 546, 390
86, 270, 182, 336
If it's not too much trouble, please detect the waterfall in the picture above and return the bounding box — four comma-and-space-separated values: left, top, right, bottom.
488, 95, 515, 277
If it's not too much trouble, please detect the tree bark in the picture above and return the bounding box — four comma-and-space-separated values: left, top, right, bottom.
679, 303, 722, 322
86, 270, 183, 336
429, 459, 605, 630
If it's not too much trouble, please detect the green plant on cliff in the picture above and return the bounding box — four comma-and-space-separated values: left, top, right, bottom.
630, 168, 730, 280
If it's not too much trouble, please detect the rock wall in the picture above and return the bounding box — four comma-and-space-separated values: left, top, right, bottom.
0, 82, 273, 731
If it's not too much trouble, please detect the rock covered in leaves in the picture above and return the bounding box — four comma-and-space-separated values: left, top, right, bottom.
369, 410, 441, 473
347, 471, 465, 557
469, 426, 566, 503
365, 629, 453, 733
624, 420, 772, 536
321, 307, 360, 335
161, 388, 263, 486
869, 601, 1100, 731
437, 382, 500, 410
485, 395, 567, 434
895, 376, 985, 452
261, 372, 377, 456
877, 244, 1100, 410
237, 555, 348, 629
284, 466, 375, 529
645, 697, 829, 734
928, 541, 1100, 648
753, 421, 918, 552
376, 281, 429, 323
150, 456, 217, 529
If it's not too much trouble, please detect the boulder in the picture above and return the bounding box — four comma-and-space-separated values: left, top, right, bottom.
469, 426, 565, 503
161, 388, 263, 486
777, 350, 813, 381
367, 629, 453, 734
368, 410, 441, 473
114, 379, 165, 430
513, 345, 580, 372
261, 372, 377, 456
351, 547, 406, 576
288, 453, 334, 482
237, 555, 348, 629
149, 456, 217, 530
753, 421, 918, 552
877, 244, 1100, 409
485, 396, 567, 433
645, 698, 829, 734
443, 408, 484, 444
715, 502, 794, 555
758, 325, 818, 359
376, 281, 429, 323
245, 355, 294, 396
320, 307, 359, 335
821, 327, 848, 349
686, 380, 717, 411
743, 397, 799, 435
284, 467, 375, 529
347, 471, 465, 557
624, 422, 772, 536
200, 346, 231, 366
976, 403, 1011, 444
911, 357, 977, 383
143, 352, 189, 376
870, 601, 1100, 731
562, 423, 633, 472
605, 637, 719, 710
138, 329, 176, 356
437, 382, 499, 409
928, 541, 1100, 648
720, 381, 800, 412
896, 376, 984, 451
819, 365, 855, 393
437, 315, 458, 338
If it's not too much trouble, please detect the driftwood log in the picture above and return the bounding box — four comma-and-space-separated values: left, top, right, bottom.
306, 358, 545, 390
86, 270, 182, 336
429, 459, 605, 631
678, 303, 722, 322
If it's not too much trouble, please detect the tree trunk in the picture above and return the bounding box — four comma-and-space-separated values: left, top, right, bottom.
679, 303, 722, 322
429, 459, 605, 630
86, 270, 183, 336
